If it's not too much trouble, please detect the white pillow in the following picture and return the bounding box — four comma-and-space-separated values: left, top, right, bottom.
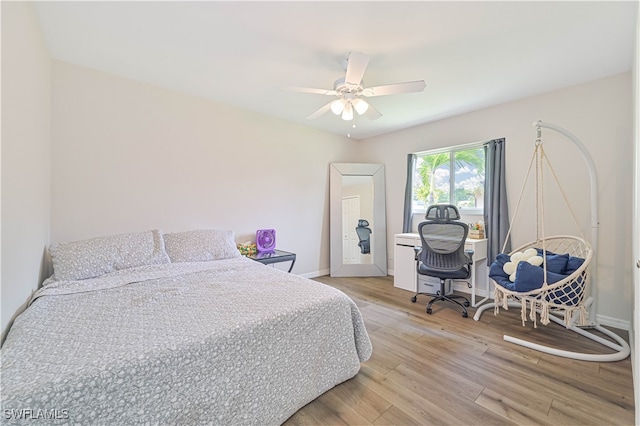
164, 229, 240, 263
49, 230, 170, 281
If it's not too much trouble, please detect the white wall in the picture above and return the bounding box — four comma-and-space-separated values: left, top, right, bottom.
631, 5, 639, 423
358, 73, 633, 327
1, 2, 52, 336
50, 61, 358, 277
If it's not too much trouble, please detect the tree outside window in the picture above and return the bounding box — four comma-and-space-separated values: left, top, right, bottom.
413, 146, 485, 213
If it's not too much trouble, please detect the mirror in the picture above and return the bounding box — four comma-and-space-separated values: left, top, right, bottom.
330, 163, 387, 277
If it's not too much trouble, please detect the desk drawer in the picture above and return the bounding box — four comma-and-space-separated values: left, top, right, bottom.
418, 275, 453, 295
465, 240, 487, 261
396, 236, 420, 246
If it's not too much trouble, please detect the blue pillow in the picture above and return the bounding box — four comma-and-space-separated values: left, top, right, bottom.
514, 262, 568, 292
544, 253, 569, 274
536, 248, 558, 256
492, 253, 510, 270
534, 249, 572, 274
564, 256, 586, 275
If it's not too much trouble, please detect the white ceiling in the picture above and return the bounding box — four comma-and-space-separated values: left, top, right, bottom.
33, 1, 638, 140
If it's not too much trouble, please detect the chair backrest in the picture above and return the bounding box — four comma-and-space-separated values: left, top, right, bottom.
355, 227, 371, 240
418, 218, 469, 272
355, 219, 372, 254
355, 219, 371, 240
425, 204, 461, 221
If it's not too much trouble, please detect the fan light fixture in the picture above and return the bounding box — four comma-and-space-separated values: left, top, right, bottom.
341, 103, 354, 121
352, 98, 369, 115
331, 98, 369, 121
331, 99, 346, 115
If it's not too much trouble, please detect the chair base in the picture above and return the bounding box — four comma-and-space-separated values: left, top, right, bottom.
426, 293, 470, 317
411, 280, 470, 318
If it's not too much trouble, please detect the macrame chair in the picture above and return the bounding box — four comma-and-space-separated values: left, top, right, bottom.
492, 236, 592, 329
474, 121, 630, 362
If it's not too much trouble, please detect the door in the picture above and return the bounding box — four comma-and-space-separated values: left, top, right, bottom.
342, 196, 361, 264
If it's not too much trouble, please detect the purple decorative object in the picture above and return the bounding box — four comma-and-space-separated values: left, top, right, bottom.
256, 229, 276, 252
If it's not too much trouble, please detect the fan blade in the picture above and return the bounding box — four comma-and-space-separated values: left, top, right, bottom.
362, 80, 426, 97
363, 103, 382, 120
345, 52, 369, 86
282, 86, 337, 96
306, 101, 333, 120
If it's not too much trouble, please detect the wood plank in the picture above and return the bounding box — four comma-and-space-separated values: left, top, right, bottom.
385, 364, 514, 425
353, 364, 468, 425
547, 394, 634, 426
372, 405, 426, 426
321, 376, 393, 422
475, 387, 554, 425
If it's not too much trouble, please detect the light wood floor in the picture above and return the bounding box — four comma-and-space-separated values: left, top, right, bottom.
284, 275, 634, 426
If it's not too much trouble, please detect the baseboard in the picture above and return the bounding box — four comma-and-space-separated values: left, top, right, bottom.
452, 281, 490, 298
300, 269, 330, 279
596, 314, 630, 331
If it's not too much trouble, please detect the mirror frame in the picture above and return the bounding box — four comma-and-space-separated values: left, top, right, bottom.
330, 163, 387, 277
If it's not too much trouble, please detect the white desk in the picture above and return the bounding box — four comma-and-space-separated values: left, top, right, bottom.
393, 233, 488, 307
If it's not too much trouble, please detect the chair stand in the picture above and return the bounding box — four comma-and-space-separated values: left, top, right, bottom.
412, 278, 471, 318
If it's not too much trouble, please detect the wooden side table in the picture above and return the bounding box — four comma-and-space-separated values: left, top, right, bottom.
247, 249, 296, 273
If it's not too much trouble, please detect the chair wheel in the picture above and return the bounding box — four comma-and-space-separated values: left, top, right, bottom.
462, 312, 468, 318
411, 296, 417, 303
426, 308, 432, 314
464, 301, 470, 307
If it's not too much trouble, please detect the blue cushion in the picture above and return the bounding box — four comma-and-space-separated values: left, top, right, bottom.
492, 253, 510, 270
514, 262, 568, 292
544, 253, 569, 274
565, 256, 586, 275
535, 249, 584, 275
536, 248, 558, 255
489, 254, 515, 290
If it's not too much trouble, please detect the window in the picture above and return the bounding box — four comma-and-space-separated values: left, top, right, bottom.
412, 144, 485, 214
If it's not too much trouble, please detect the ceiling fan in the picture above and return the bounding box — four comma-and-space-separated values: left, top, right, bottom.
285, 52, 426, 121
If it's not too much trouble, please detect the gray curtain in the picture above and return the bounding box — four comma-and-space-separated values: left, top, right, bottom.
484, 138, 510, 263
402, 154, 417, 233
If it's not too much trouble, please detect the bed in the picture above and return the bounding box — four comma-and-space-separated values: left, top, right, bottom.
1, 229, 372, 425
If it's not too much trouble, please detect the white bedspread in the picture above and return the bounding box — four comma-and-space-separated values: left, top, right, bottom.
1, 257, 372, 425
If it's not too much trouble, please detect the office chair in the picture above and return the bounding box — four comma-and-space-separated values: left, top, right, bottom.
412, 205, 473, 317
355, 219, 372, 254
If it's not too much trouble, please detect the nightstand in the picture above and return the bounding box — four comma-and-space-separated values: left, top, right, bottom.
247, 249, 296, 273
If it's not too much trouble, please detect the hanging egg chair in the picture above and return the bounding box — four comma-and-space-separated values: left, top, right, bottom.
474, 121, 629, 362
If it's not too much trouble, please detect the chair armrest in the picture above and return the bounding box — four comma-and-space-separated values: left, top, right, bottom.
464, 249, 474, 265
414, 246, 422, 261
